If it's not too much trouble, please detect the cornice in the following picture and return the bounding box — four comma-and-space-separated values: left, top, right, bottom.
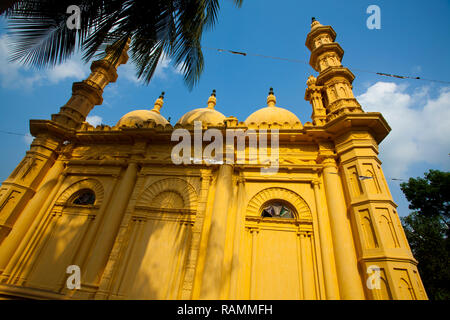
28, 112, 391, 147
322, 112, 391, 144
316, 66, 355, 85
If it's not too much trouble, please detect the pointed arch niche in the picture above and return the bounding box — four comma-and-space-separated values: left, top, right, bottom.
136, 177, 198, 213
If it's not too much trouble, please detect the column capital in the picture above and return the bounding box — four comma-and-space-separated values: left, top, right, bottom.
317, 153, 338, 169
311, 179, 321, 187
248, 227, 260, 234
200, 173, 212, 182
322, 157, 337, 167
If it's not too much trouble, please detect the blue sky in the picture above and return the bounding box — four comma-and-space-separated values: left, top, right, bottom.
0, 0, 449, 216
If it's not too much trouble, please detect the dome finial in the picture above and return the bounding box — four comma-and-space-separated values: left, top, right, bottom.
311, 17, 321, 29
152, 91, 165, 113
267, 87, 276, 107
207, 89, 217, 109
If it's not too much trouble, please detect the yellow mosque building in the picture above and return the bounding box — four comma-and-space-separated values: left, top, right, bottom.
0, 19, 427, 300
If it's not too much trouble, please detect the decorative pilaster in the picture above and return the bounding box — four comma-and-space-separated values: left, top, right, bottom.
82, 160, 139, 286
228, 176, 246, 299
199, 164, 234, 299
180, 171, 213, 299
318, 149, 366, 299
0, 135, 61, 245
248, 226, 259, 299
0, 160, 66, 279
311, 179, 340, 299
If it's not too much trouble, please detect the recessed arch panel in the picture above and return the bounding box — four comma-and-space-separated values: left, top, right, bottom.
137, 178, 198, 210
246, 187, 311, 219
56, 178, 104, 206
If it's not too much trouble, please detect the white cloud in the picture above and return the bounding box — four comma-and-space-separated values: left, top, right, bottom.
154, 52, 183, 79
119, 61, 140, 84
23, 135, 33, 145
86, 115, 103, 127
0, 34, 88, 90
47, 59, 87, 83
0, 34, 43, 89
411, 65, 422, 73
357, 82, 450, 177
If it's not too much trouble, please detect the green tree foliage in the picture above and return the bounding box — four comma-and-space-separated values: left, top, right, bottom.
1, 0, 243, 88
400, 170, 450, 300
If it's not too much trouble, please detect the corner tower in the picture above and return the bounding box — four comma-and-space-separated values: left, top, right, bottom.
305, 18, 428, 300
305, 18, 362, 122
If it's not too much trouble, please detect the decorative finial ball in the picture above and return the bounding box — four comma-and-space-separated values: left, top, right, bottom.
212, 89, 216, 96
306, 75, 317, 86
311, 17, 321, 29
160, 91, 165, 98
269, 87, 274, 95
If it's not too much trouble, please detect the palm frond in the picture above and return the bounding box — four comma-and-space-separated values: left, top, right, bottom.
5, 0, 244, 88
8, 14, 76, 67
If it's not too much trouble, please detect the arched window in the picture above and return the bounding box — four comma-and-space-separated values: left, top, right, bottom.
71, 189, 95, 205
261, 201, 294, 219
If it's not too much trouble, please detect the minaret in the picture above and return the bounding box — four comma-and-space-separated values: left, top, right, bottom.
51, 41, 130, 128
305, 18, 362, 121
307, 19, 428, 300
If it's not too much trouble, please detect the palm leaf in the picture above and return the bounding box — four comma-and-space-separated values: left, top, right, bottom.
4, 0, 244, 88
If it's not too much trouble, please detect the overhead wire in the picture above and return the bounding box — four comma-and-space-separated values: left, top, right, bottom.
0, 129, 32, 137
141, 35, 448, 84
202, 44, 450, 84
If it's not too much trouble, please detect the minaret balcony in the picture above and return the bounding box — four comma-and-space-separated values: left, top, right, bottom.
316, 66, 355, 86
305, 25, 337, 51
309, 43, 344, 71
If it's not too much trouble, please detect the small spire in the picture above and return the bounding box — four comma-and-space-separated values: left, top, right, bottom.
207, 89, 217, 109
311, 17, 321, 29
104, 38, 131, 68
267, 87, 276, 107
152, 91, 165, 113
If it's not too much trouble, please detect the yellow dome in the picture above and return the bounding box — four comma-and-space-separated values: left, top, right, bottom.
116, 92, 169, 127
177, 90, 226, 126
177, 108, 226, 126
117, 109, 169, 127
245, 106, 301, 125
245, 88, 302, 126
